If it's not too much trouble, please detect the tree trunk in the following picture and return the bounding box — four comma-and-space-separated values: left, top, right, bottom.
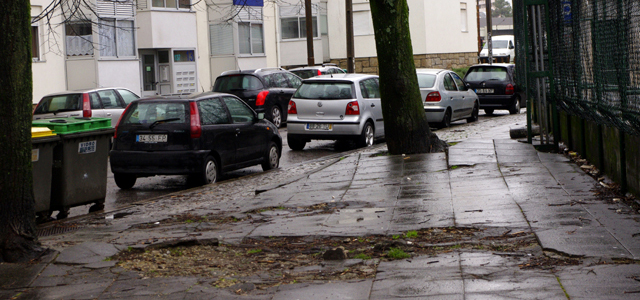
0, 0, 44, 263
369, 0, 441, 155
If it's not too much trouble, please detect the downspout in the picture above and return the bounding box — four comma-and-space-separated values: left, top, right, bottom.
274, 3, 281, 68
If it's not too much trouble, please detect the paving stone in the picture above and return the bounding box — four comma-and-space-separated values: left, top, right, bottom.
55, 242, 119, 265
0, 262, 49, 289
558, 264, 640, 300
273, 280, 373, 300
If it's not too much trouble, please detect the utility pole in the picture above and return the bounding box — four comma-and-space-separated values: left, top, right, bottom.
346, 0, 355, 73
486, 0, 493, 64
476, 0, 482, 53
305, 0, 315, 66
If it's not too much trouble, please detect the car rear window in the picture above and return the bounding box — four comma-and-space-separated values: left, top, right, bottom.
122, 102, 189, 125
291, 70, 317, 79
34, 94, 82, 114
417, 74, 436, 88
465, 67, 508, 81
213, 75, 263, 92
483, 40, 509, 49
294, 82, 354, 100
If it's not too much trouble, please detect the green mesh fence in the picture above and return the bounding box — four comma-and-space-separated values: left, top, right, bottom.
514, 0, 640, 136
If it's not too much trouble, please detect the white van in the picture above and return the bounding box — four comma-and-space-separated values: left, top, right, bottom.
479, 35, 515, 64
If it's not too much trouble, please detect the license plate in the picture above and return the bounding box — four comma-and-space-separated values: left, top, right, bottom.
476, 88, 494, 94
78, 140, 96, 154
306, 123, 332, 131
137, 134, 168, 143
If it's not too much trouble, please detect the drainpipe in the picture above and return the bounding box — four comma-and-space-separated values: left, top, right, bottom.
346, 0, 355, 73
305, 0, 315, 66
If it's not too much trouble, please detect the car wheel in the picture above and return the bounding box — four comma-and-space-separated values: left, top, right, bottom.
114, 173, 136, 189
288, 137, 306, 151
509, 96, 521, 115
261, 141, 280, 171
466, 103, 479, 123
484, 109, 494, 115
270, 106, 282, 128
357, 121, 375, 148
438, 109, 452, 128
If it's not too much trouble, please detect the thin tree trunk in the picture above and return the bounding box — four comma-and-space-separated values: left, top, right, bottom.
0, 0, 43, 263
369, 0, 438, 154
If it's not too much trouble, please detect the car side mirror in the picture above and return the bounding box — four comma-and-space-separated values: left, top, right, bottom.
257, 112, 265, 120
466, 82, 471, 89
509, 45, 515, 49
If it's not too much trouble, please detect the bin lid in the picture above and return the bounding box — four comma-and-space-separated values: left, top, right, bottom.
32, 117, 112, 134
31, 127, 56, 138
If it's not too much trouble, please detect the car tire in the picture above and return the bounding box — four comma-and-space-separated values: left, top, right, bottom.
484, 109, 494, 115
288, 137, 306, 151
357, 121, 375, 148
114, 173, 136, 189
509, 96, 521, 115
438, 109, 452, 128
261, 141, 280, 171
199, 156, 219, 185
269, 105, 282, 128
466, 103, 479, 123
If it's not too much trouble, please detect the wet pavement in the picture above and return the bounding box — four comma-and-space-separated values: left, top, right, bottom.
4, 112, 640, 299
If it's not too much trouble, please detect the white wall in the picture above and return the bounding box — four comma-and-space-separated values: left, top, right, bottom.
31, 1, 67, 104
137, 11, 198, 49
194, 0, 212, 93
424, 1, 478, 54
66, 59, 97, 91
280, 40, 323, 66
97, 60, 141, 95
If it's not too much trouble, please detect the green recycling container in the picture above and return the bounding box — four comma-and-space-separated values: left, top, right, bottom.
32, 117, 113, 217
31, 127, 59, 215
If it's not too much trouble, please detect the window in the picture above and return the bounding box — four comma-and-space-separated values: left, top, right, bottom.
223, 97, 255, 123
65, 22, 93, 56
281, 16, 318, 40
360, 79, 380, 98
99, 19, 135, 57
97, 89, 121, 108
283, 73, 302, 88
443, 74, 457, 91
199, 98, 229, 125
238, 22, 264, 55
152, 0, 190, 9
31, 20, 40, 61
117, 89, 140, 105
263, 73, 288, 88
210, 23, 234, 55
450, 72, 467, 91
460, 3, 468, 32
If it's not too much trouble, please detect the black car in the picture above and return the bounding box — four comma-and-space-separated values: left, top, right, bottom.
109, 92, 282, 189
463, 64, 523, 115
212, 68, 302, 128
289, 63, 347, 79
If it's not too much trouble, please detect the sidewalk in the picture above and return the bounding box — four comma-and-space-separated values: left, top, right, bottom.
3, 114, 640, 299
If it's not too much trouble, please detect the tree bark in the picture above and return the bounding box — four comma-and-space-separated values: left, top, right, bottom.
0, 0, 44, 263
369, 0, 443, 155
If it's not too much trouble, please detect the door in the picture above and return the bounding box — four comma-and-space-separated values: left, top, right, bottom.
197, 98, 236, 168
442, 73, 463, 119
359, 78, 384, 137
96, 89, 124, 126
222, 96, 263, 164
141, 53, 158, 97
450, 72, 474, 118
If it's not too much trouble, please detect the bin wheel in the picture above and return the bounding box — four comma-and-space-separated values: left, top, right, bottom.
114, 173, 137, 189
57, 208, 70, 220
89, 202, 105, 213
36, 212, 54, 224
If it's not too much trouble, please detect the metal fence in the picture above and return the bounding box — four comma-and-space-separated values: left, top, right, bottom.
514, 0, 640, 136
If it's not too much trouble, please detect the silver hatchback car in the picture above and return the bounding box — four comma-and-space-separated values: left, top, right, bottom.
286, 74, 384, 150
418, 69, 479, 128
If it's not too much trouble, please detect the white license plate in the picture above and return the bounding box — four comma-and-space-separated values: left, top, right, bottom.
78, 140, 96, 154
306, 123, 333, 131
137, 134, 168, 143
476, 88, 494, 94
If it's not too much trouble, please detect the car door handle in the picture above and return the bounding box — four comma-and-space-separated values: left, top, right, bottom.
370, 103, 375, 107
106, 113, 112, 116
236, 128, 241, 136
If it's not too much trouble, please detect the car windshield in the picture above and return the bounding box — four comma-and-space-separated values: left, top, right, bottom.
465, 67, 508, 81
483, 40, 509, 49
34, 94, 82, 114
213, 75, 263, 92
417, 74, 436, 88
291, 70, 317, 79
294, 82, 354, 99
122, 102, 189, 125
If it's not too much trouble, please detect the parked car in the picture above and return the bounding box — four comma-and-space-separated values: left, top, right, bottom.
478, 35, 515, 63
286, 74, 384, 150
289, 63, 347, 79
212, 68, 302, 128
463, 64, 523, 115
109, 92, 282, 189
418, 69, 479, 128
33, 88, 140, 127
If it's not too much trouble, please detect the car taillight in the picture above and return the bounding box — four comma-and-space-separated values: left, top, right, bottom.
82, 93, 91, 117
288, 100, 297, 114
113, 103, 131, 139
345, 101, 360, 115
317, 70, 322, 76
506, 84, 515, 95
425, 91, 441, 102
190, 102, 201, 138
256, 91, 269, 106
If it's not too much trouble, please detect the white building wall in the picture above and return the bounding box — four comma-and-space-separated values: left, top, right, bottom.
97, 60, 141, 93
137, 11, 198, 49
31, 1, 67, 104
194, 0, 211, 92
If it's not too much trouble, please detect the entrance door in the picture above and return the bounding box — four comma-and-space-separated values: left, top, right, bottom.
141, 52, 158, 97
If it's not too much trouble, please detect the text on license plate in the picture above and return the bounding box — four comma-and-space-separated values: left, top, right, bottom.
137, 134, 168, 143
306, 123, 332, 131
476, 88, 494, 94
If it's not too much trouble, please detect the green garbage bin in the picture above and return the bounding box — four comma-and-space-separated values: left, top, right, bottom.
32, 117, 113, 219
31, 127, 59, 216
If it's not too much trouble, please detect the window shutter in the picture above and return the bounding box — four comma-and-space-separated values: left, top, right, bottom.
210, 23, 234, 55
137, 0, 148, 10
237, 6, 262, 21
97, 0, 135, 17
116, 1, 135, 17
280, 5, 318, 17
